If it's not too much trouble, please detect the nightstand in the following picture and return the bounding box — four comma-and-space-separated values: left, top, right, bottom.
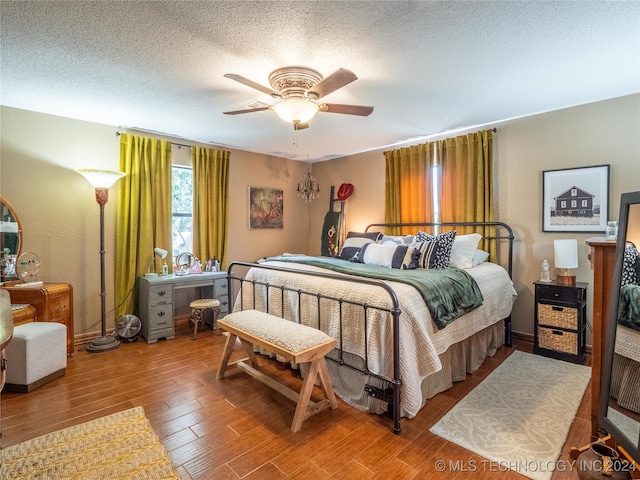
534, 280, 587, 364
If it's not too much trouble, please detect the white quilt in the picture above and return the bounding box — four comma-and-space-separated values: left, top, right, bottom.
235, 261, 515, 417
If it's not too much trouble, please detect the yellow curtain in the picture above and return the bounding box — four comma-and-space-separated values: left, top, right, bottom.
438, 129, 495, 253
115, 134, 172, 317
384, 143, 436, 234
192, 146, 230, 268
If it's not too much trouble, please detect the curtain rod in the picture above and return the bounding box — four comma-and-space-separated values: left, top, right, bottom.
115, 131, 191, 149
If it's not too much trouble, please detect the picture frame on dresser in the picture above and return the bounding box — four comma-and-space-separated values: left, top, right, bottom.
542, 164, 609, 233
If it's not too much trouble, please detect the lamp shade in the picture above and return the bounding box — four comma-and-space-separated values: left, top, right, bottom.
554, 239, 579, 269
154, 247, 168, 259
77, 169, 126, 188
273, 98, 319, 124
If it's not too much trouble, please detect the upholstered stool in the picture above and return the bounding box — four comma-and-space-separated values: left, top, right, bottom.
189, 299, 220, 340
4, 322, 67, 392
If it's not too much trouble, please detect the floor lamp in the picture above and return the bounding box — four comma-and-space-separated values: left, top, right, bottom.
78, 168, 126, 352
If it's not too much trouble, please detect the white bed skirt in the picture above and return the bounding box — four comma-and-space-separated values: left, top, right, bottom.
324, 321, 505, 418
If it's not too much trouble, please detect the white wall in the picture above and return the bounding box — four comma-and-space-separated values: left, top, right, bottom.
310, 94, 640, 344
0, 106, 311, 338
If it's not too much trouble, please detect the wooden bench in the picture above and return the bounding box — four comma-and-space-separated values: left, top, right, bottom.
216, 309, 338, 432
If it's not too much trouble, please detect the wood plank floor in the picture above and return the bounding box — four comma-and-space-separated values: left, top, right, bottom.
1, 323, 592, 479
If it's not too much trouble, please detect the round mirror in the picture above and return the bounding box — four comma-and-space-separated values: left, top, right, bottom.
0, 195, 22, 281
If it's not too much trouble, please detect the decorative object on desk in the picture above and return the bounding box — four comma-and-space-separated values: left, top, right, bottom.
115, 314, 141, 343
554, 238, 579, 286
15, 251, 41, 284
175, 251, 196, 275
540, 258, 551, 282
542, 164, 610, 233
77, 168, 126, 353
606, 220, 619, 241
249, 186, 284, 228
145, 246, 168, 277
297, 170, 320, 203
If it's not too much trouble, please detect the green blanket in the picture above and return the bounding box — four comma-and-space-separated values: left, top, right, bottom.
265, 256, 483, 329
618, 283, 640, 332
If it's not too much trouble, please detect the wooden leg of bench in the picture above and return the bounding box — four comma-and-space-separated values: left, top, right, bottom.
238, 338, 259, 368
317, 358, 338, 410
291, 359, 321, 433
216, 333, 238, 379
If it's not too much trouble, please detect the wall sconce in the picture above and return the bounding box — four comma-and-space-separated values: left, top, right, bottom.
554, 239, 578, 286
297, 170, 320, 202
145, 247, 168, 277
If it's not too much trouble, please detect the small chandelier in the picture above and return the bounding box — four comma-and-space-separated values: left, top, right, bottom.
297, 170, 320, 202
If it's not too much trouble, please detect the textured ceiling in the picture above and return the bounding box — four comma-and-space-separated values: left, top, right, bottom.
1, 1, 638, 162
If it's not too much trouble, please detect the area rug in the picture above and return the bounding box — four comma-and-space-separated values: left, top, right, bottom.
0, 406, 180, 480
430, 350, 591, 480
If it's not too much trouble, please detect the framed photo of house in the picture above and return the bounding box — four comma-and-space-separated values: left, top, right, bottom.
542, 164, 610, 233
248, 186, 283, 229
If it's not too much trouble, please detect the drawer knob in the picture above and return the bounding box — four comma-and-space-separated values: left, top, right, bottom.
551, 306, 563, 312
158, 290, 166, 296
157, 311, 166, 317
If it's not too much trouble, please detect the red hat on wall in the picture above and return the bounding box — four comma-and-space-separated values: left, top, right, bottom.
337, 183, 354, 201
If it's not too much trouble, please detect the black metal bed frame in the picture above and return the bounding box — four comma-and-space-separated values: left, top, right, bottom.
226, 221, 515, 434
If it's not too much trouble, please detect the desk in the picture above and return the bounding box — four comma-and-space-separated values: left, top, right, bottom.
1, 283, 74, 356
136, 272, 229, 344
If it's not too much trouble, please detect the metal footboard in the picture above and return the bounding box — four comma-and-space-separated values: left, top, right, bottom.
226, 260, 404, 434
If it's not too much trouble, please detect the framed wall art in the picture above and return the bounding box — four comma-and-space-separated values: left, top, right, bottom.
248, 186, 283, 229
542, 164, 610, 233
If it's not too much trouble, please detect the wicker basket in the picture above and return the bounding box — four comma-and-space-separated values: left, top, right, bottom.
538, 303, 578, 330
538, 326, 578, 355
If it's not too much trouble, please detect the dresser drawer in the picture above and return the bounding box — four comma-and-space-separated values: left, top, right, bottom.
537, 303, 578, 330
148, 304, 172, 329
149, 285, 172, 305
538, 326, 578, 355
46, 294, 72, 320
536, 284, 580, 305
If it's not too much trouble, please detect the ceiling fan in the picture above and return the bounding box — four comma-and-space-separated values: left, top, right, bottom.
223, 66, 374, 130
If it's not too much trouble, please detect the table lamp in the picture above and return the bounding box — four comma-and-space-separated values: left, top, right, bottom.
554, 239, 578, 286
145, 247, 168, 277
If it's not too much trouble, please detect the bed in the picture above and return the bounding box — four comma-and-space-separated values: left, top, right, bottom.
226, 222, 516, 433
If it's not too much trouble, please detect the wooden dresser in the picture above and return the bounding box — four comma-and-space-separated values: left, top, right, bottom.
585, 237, 617, 440
1, 283, 74, 356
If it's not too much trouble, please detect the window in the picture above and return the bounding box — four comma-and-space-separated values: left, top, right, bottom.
582, 200, 588, 207
571, 188, 577, 196
172, 166, 193, 256
571, 200, 577, 208
561, 201, 566, 208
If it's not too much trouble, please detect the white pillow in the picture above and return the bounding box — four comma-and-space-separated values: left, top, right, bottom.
449, 233, 482, 269
472, 249, 490, 267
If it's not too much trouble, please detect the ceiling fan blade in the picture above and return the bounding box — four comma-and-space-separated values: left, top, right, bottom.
293, 122, 309, 131
318, 103, 374, 116
306, 68, 358, 100
224, 73, 282, 98
223, 106, 272, 115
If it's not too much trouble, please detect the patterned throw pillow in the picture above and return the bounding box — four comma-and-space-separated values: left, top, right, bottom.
411, 230, 457, 269
354, 243, 420, 269
621, 243, 640, 286
338, 231, 382, 260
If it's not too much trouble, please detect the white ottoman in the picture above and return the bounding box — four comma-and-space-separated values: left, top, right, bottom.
4, 322, 67, 392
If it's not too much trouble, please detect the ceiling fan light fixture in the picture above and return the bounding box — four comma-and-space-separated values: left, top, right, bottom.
273, 98, 319, 124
